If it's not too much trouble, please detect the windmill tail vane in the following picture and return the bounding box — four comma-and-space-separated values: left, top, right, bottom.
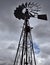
13, 2, 47, 65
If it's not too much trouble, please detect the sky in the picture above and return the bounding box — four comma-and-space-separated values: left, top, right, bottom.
0, 0, 50, 65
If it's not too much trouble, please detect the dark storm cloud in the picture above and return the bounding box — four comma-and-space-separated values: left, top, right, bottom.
0, 0, 23, 33
41, 44, 50, 56
38, 42, 50, 59
0, 49, 15, 65
7, 42, 17, 50
33, 22, 50, 44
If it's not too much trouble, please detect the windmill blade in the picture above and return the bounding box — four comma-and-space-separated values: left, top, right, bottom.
31, 2, 35, 5
35, 3, 40, 7
32, 9, 41, 12
28, 1, 31, 6
38, 14, 47, 20
29, 12, 35, 17
37, 6, 41, 10
33, 2, 39, 6
30, 11, 38, 14
25, 2, 28, 7
28, 2, 35, 8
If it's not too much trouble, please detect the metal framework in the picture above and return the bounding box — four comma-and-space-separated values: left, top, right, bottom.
13, 2, 47, 65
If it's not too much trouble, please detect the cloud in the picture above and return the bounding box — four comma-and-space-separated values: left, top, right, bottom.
32, 21, 50, 65
33, 22, 50, 43
7, 43, 17, 50
0, 49, 15, 65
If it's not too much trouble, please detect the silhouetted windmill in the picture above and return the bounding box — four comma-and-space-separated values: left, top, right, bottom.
13, 2, 47, 65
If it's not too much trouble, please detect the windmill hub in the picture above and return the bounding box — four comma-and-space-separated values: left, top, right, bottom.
22, 8, 26, 14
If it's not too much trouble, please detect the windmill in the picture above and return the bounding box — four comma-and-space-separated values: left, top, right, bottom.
13, 2, 47, 65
